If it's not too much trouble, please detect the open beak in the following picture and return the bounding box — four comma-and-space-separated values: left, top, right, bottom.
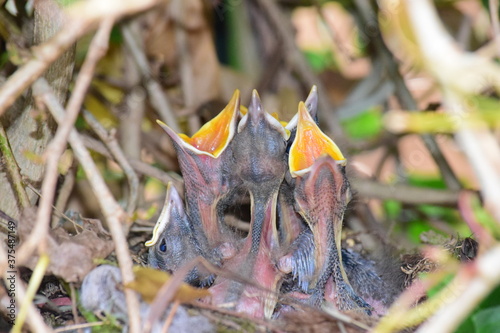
209, 90, 290, 319
157, 90, 240, 158
289, 101, 346, 178
156, 90, 241, 249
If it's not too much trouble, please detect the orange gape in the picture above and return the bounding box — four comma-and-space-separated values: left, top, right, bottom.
149, 86, 373, 319
289, 101, 346, 177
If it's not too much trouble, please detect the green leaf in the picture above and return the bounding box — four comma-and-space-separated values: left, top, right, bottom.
455, 285, 500, 333
303, 49, 337, 72
342, 108, 383, 140
472, 306, 500, 333
383, 200, 401, 220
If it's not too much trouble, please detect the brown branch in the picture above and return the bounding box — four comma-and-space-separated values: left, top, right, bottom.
121, 23, 181, 133
20, 18, 113, 267
489, 0, 500, 56
353, 0, 462, 191
29, 78, 141, 333
80, 134, 184, 191
416, 245, 500, 332
350, 178, 461, 206
0, 122, 30, 209
51, 165, 76, 228
0, 245, 53, 333
83, 110, 139, 215
255, 0, 346, 140
0, 0, 163, 116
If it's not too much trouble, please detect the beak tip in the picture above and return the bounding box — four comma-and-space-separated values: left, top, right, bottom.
249, 89, 263, 118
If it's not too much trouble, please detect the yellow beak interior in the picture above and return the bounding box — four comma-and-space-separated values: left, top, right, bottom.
178, 90, 240, 158
289, 102, 346, 177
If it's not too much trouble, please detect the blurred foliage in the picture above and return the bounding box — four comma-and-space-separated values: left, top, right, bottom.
342, 107, 383, 140
303, 49, 337, 72
456, 285, 500, 333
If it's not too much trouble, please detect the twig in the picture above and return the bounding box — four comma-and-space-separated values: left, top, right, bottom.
52, 165, 76, 228
53, 321, 105, 332
403, 0, 500, 223
20, 18, 113, 266
350, 178, 460, 206
0, 244, 53, 333
416, 246, 500, 333
80, 134, 183, 190
30, 78, 141, 333
353, 0, 461, 191
0, 122, 30, 209
0, 0, 164, 116
13, 254, 49, 333
489, 0, 500, 57
69, 283, 82, 333
254, 0, 345, 139
83, 110, 139, 215
161, 299, 180, 333
121, 23, 180, 133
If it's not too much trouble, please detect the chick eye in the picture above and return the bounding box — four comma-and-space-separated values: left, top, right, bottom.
159, 239, 167, 252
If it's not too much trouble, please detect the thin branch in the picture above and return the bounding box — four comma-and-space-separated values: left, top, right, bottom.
353, 0, 462, 191
30, 78, 141, 333
20, 19, 113, 266
255, 0, 346, 140
83, 110, 139, 215
0, 0, 164, 116
0, 245, 53, 333
80, 134, 184, 190
13, 254, 49, 333
350, 178, 461, 206
0, 122, 30, 209
489, 0, 500, 57
51, 165, 76, 228
416, 246, 500, 333
121, 23, 181, 133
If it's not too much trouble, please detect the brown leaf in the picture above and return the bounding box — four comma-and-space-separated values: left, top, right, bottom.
125, 266, 210, 303
19, 208, 114, 283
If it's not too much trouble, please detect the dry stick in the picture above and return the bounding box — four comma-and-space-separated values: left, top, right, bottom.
17, 19, 114, 265
0, 245, 53, 333
350, 178, 460, 206
32, 79, 141, 333
0, 0, 163, 117
121, 23, 181, 133
0, 122, 30, 209
51, 166, 76, 228
255, 0, 345, 139
489, 0, 500, 56
353, 0, 461, 191
405, 0, 500, 223
83, 110, 139, 215
80, 134, 183, 189
416, 245, 500, 333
